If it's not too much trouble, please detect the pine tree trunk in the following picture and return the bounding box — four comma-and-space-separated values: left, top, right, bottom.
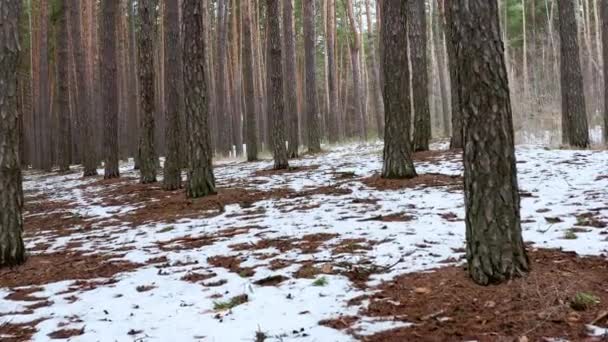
327, 0, 340, 143
39, 0, 52, 171
242, 0, 258, 161
408, 0, 431, 152
183, 0, 216, 198
0, 0, 26, 268
365, 0, 384, 140
163, 0, 182, 190
138, 0, 157, 184
434, 0, 451, 138
304, 0, 321, 153
283, 0, 300, 158
449, 0, 529, 285
100, 0, 120, 179
602, 0, 608, 144
345, 0, 366, 141
216, 0, 231, 156
557, 0, 590, 147
57, 0, 70, 172
381, 0, 417, 179
444, 0, 463, 149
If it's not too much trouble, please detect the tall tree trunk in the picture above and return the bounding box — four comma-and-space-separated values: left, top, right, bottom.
435, 0, 451, 138
138, 0, 157, 184
242, 0, 258, 161
127, 0, 139, 168
183, 0, 216, 198
283, 0, 300, 158
38, 0, 51, 171
558, 0, 590, 147
381, 0, 417, 179
304, 0, 321, 153
216, 0, 231, 156
345, 0, 366, 140
267, 0, 289, 169
100, 0, 120, 179
0, 0, 25, 268
70, 0, 97, 176
443, 0, 463, 149
602, 0, 608, 144
163, 0, 182, 189
449, 0, 529, 286
409, 0, 432, 152
327, 0, 340, 143
365, 0, 384, 139
57, 0, 70, 172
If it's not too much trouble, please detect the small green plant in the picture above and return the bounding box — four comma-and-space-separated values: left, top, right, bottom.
157, 225, 175, 233
312, 276, 328, 287
562, 229, 578, 240
571, 292, 600, 311
213, 294, 249, 311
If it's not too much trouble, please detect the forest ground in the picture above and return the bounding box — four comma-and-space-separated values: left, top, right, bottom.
1, 140, 608, 341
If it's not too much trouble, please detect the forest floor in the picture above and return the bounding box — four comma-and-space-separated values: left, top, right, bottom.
1, 141, 608, 341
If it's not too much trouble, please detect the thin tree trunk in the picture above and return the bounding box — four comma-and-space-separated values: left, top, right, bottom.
242, 0, 258, 161
601, 0, 608, 144
283, 0, 300, 157
327, 0, 340, 143
345, 0, 366, 140
57, 0, 70, 172
304, 0, 321, 153
365, 0, 384, 139
443, 0, 463, 149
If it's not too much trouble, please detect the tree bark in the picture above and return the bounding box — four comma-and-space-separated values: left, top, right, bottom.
381, 0, 417, 179
408, 0, 431, 152
242, 0, 258, 161
304, 0, 322, 153
138, 0, 157, 184
163, 0, 182, 190
557, 0, 590, 148
345, 0, 366, 140
449, 0, 529, 285
182, 0, 216, 198
57, 0, 70, 172
267, 0, 289, 169
327, 0, 340, 143
602, 0, 608, 144
100, 0, 120, 179
216, 0, 231, 156
0, 0, 26, 267
443, 0, 463, 149
283, 0, 300, 158
365, 0, 385, 139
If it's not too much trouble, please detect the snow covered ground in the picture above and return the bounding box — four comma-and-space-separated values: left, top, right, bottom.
2, 141, 608, 341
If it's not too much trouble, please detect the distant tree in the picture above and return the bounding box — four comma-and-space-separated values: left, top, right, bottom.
444, 0, 463, 149
182, 0, 216, 197
601, 0, 608, 145
304, 0, 322, 153
267, 0, 289, 169
557, 0, 590, 148
345, 0, 366, 140
138, 0, 157, 184
327, 0, 341, 142
408, 0, 431, 152
449, 0, 529, 285
381, 0, 417, 179
163, 0, 182, 190
100, 0, 120, 179
56, 0, 70, 172
283, 0, 300, 158
242, 0, 258, 161
0, 0, 26, 267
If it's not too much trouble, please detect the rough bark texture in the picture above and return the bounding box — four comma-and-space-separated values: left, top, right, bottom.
327, 0, 340, 142
381, 0, 417, 179
138, 0, 157, 183
163, 0, 182, 190
38, 0, 51, 171
0, 0, 26, 267
57, 0, 70, 172
215, 0, 230, 156
304, 0, 322, 153
182, 0, 216, 198
101, 0, 120, 179
268, 0, 289, 169
408, 0, 431, 152
444, 1, 463, 149
449, 0, 529, 285
365, 0, 385, 139
242, 0, 258, 161
283, 0, 300, 158
557, 0, 590, 148
345, 0, 366, 140
70, 0, 97, 177
603, 0, 608, 145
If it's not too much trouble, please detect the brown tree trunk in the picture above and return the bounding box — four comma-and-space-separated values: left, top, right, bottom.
327, 0, 340, 143
449, 0, 529, 285
557, 0, 590, 148
443, 0, 463, 149
183, 0, 216, 198
56, 0, 70, 172
602, 0, 608, 144
138, 0, 157, 184
267, 0, 289, 169
242, 0, 258, 161
304, 0, 321, 153
163, 0, 182, 190
409, 0, 431, 152
365, 0, 384, 139
0, 0, 26, 267
100, 0, 120, 179
435, 0, 451, 138
39, 0, 52, 171
216, 0, 231, 156
345, 0, 366, 140
381, 0, 417, 179
283, 0, 300, 158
